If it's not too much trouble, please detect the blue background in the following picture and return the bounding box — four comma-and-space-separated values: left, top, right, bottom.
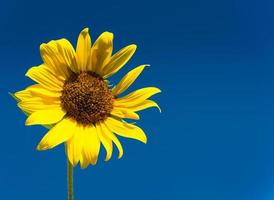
1, 0, 274, 199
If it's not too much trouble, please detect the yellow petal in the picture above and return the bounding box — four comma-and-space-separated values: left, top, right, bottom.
80, 154, 89, 169
26, 84, 61, 98
56, 39, 77, 74
15, 84, 61, 106
37, 118, 76, 150
102, 44, 136, 78
25, 65, 64, 91
14, 90, 32, 101
18, 97, 61, 114
66, 125, 83, 166
105, 117, 147, 144
40, 39, 75, 78
115, 87, 161, 106
101, 121, 123, 159
80, 125, 100, 168
76, 28, 92, 72
91, 32, 113, 75
9, 92, 21, 103
96, 122, 113, 161
25, 108, 66, 126
115, 99, 161, 112
112, 64, 149, 96
111, 107, 140, 120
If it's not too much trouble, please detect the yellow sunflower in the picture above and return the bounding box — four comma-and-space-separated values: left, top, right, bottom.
13, 28, 160, 168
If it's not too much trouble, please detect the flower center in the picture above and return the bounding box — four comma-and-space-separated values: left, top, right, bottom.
60, 72, 114, 125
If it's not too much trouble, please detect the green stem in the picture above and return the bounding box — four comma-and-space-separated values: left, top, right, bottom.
67, 159, 74, 200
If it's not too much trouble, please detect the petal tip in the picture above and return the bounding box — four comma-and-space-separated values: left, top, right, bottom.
157, 106, 162, 113
70, 159, 78, 167
25, 118, 33, 126
155, 88, 162, 94
100, 31, 114, 43
141, 135, 147, 144
131, 44, 137, 50
104, 31, 113, 37
80, 164, 88, 169
25, 70, 30, 77
104, 157, 110, 162
81, 28, 89, 34
90, 161, 97, 166
39, 43, 47, 50
8, 92, 18, 102
143, 138, 147, 144
36, 144, 47, 151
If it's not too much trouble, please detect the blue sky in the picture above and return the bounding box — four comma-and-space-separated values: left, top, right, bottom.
1, 0, 274, 199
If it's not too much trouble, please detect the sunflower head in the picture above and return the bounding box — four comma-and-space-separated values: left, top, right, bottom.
61, 71, 114, 125
12, 28, 161, 168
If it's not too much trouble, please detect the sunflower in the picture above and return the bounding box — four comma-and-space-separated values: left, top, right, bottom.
13, 28, 160, 168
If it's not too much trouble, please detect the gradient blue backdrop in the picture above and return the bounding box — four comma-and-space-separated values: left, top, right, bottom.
1, 0, 274, 199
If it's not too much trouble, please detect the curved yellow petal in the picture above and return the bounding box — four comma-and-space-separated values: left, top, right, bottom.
115, 100, 161, 112
56, 39, 77, 74
12, 91, 56, 130
80, 125, 100, 168
80, 155, 89, 169
105, 117, 147, 144
66, 125, 83, 166
26, 84, 61, 98
101, 121, 123, 159
18, 97, 61, 114
25, 65, 64, 91
15, 84, 61, 106
40, 39, 75, 78
25, 108, 65, 126
115, 87, 161, 106
102, 44, 136, 78
40, 41, 66, 79
37, 118, 76, 150
76, 28, 92, 72
14, 89, 32, 101
112, 64, 149, 96
111, 107, 140, 120
91, 32, 113, 75
96, 122, 113, 161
